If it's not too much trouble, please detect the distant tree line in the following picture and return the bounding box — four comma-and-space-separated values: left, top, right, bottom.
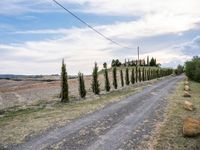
60, 59, 173, 102
111, 56, 159, 67
174, 64, 184, 75
185, 56, 200, 82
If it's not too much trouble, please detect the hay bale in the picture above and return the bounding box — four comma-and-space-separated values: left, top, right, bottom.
183, 101, 193, 111
184, 85, 190, 91
183, 91, 191, 97
184, 81, 189, 85
183, 117, 200, 137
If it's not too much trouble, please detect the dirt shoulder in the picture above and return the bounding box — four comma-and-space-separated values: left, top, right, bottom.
150, 78, 200, 149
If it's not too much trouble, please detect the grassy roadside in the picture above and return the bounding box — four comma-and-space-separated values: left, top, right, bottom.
0, 77, 165, 147
154, 79, 200, 149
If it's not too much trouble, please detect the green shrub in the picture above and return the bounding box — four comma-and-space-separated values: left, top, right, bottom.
185, 56, 200, 82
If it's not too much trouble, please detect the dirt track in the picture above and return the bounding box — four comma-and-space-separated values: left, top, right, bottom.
9, 75, 183, 150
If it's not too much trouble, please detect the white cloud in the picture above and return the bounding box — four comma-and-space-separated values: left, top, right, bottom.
1, 25, 195, 74
1, 0, 200, 74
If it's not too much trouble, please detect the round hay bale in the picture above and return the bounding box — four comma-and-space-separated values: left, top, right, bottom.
183, 91, 191, 97
185, 77, 189, 81
184, 81, 189, 85
183, 100, 193, 111
183, 117, 200, 137
184, 85, 190, 91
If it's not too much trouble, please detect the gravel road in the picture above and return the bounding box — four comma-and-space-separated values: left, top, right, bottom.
10, 75, 183, 150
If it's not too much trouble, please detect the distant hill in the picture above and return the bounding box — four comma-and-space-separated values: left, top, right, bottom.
0, 74, 28, 79
0, 74, 77, 81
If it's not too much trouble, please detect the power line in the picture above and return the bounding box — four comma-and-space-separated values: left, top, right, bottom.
52, 0, 132, 49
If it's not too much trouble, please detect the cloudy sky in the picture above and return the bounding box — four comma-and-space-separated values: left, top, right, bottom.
0, 0, 200, 75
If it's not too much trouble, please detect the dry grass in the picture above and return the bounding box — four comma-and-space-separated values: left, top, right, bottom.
0, 82, 149, 147
154, 79, 200, 150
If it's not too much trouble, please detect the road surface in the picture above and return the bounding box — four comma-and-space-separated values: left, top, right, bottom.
10, 75, 183, 150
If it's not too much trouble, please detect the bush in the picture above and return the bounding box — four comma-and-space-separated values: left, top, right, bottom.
185, 56, 200, 82
78, 72, 86, 98
150, 57, 157, 66
112, 66, 118, 89
91, 62, 100, 94
60, 59, 69, 102
111, 59, 122, 67
175, 64, 184, 75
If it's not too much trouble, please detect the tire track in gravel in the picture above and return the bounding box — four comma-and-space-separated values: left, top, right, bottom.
10, 75, 183, 150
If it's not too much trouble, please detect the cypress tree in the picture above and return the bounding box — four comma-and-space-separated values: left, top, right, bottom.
120, 70, 124, 87
144, 69, 146, 81
131, 68, 135, 84
142, 67, 145, 81
147, 56, 149, 66
156, 69, 159, 78
125, 67, 130, 85
139, 67, 142, 82
78, 72, 86, 98
135, 66, 138, 83
112, 66, 118, 89
91, 62, 100, 94
104, 63, 110, 92
61, 59, 69, 102
148, 68, 150, 80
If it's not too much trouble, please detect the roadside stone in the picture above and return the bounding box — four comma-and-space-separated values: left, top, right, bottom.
183, 117, 200, 137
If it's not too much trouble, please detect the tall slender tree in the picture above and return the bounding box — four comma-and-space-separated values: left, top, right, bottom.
61, 59, 69, 102
135, 66, 138, 83
131, 68, 135, 84
139, 67, 142, 82
112, 66, 118, 89
104, 63, 110, 92
142, 67, 145, 81
125, 67, 130, 85
148, 68, 150, 80
120, 70, 124, 87
78, 72, 86, 98
91, 62, 100, 94
147, 56, 149, 66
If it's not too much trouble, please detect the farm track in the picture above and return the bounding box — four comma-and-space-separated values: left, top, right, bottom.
9, 75, 183, 150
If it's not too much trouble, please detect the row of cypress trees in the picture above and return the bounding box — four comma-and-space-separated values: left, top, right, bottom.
60, 60, 173, 102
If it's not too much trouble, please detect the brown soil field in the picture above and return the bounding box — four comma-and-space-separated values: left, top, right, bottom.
0, 71, 124, 110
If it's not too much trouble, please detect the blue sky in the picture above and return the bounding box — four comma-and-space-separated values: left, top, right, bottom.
0, 0, 200, 75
